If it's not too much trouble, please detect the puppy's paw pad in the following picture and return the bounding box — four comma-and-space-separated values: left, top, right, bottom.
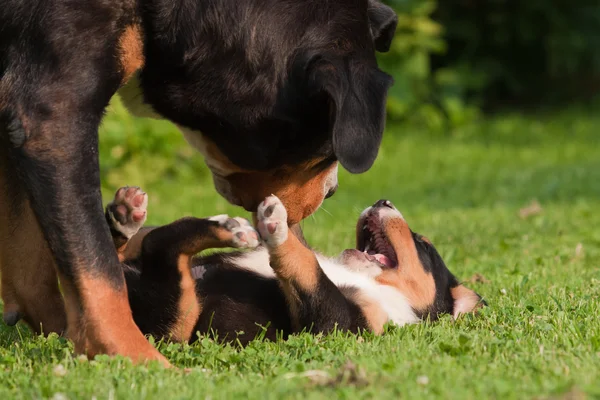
107, 186, 148, 238
256, 195, 288, 247
209, 215, 259, 249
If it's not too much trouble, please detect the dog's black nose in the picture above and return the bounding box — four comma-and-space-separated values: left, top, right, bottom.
373, 199, 394, 209
325, 184, 338, 199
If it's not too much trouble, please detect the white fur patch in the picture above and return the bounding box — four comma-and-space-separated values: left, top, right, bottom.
224, 248, 275, 279
315, 255, 419, 327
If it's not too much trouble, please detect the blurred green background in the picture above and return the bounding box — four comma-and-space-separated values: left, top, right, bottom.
379, 0, 600, 128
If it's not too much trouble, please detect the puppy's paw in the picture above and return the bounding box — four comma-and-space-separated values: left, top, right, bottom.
208, 215, 260, 249
107, 186, 148, 238
256, 195, 288, 248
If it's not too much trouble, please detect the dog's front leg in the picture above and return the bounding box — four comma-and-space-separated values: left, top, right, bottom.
0, 105, 167, 364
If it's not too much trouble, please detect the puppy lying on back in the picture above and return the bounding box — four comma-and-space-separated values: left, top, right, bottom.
106, 187, 486, 345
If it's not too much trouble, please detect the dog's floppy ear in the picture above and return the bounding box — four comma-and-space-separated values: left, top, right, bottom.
308, 59, 393, 173
368, 0, 398, 52
451, 284, 486, 319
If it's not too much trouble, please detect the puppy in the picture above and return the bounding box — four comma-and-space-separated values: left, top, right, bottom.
106, 187, 486, 344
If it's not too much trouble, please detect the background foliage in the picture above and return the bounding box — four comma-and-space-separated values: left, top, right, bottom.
380, 0, 600, 129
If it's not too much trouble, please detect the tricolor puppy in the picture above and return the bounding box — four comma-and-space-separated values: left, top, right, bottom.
106, 187, 486, 344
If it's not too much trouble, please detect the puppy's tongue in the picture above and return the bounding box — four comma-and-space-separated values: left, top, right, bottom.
373, 253, 394, 268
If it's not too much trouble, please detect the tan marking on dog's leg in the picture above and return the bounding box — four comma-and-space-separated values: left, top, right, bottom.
118, 25, 144, 84
0, 159, 66, 334
70, 273, 170, 366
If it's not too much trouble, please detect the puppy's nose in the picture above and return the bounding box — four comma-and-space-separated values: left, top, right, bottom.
373, 199, 394, 209
325, 184, 338, 199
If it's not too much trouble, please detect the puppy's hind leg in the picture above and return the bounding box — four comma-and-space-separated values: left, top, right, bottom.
132, 214, 259, 342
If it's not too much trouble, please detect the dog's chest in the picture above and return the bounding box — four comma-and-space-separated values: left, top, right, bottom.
116, 75, 237, 177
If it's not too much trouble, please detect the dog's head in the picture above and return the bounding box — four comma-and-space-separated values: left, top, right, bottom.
139, 0, 398, 224
338, 200, 486, 320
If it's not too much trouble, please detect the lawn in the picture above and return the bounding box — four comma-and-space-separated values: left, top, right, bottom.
1, 99, 599, 399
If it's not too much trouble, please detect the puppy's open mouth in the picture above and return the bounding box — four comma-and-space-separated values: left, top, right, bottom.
357, 212, 398, 268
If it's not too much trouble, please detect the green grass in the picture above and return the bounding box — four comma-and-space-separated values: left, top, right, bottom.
1, 99, 600, 399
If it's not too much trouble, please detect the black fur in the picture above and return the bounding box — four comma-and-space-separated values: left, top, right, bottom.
122, 242, 371, 345
367, 0, 398, 52
0, 0, 132, 286
140, 0, 395, 173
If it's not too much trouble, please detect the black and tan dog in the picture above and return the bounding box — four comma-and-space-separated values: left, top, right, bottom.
104, 186, 486, 344
0, 0, 397, 362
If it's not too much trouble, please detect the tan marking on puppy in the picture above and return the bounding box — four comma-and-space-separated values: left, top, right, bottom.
348, 290, 388, 334
157, 217, 258, 341
73, 274, 170, 366
269, 233, 319, 293
257, 196, 319, 290
375, 218, 437, 312
118, 25, 144, 84
451, 284, 484, 319
267, 235, 317, 331
170, 255, 202, 342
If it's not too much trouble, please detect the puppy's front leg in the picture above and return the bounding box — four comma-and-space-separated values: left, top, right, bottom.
256, 196, 366, 334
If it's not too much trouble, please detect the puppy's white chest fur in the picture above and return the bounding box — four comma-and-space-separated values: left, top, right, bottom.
315, 255, 419, 327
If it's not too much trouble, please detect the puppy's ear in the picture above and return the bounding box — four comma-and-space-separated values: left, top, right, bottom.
309, 60, 393, 173
368, 0, 398, 52
451, 284, 486, 319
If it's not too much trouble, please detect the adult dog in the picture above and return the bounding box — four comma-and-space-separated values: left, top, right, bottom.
0, 0, 397, 364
